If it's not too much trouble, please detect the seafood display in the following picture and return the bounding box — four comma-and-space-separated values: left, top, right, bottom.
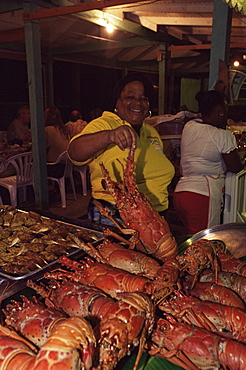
0, 205, 100, 276
0, 236, 245, 370
0, 146, 245, 370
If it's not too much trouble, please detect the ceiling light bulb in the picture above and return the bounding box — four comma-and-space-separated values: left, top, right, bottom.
233, 60, 240, 67
106, 23, 114, 33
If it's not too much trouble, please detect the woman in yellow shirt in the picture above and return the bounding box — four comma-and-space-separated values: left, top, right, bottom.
68, 72, 175, 225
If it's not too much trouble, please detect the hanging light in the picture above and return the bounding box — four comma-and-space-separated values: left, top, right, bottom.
106, 22, 115, 33
233, 60, 240, 67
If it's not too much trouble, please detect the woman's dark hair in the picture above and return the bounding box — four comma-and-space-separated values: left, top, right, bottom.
113, 72, 154, 107
195, 90, 226, 116
44, 106, 69, 138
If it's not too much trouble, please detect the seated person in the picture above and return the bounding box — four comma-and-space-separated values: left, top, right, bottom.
89, 107, 103, 121
65, 110, 87, 137
44, 106, 70, 177
7, 105, 31, 145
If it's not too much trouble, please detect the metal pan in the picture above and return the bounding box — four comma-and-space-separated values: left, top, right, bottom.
178, 222, 246, 258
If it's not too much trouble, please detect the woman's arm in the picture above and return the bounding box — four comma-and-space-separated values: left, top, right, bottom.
222, 149, 244, 173
68, 125, 137, 162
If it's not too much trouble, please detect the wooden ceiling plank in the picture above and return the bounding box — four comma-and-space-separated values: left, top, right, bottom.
169, 42, 246, 51
0, 27, 25, 42
22, 0, 151, 20
75, 10, 173, 43
52, 37, 156, 54
108, 3, 214, 13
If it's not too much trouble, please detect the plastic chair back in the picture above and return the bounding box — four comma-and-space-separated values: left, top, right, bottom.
9, 151, 33, 186
47, 150, 76, 208
0, 151, 33, 207
73, 164, 89, 196
223, 169, 246, 223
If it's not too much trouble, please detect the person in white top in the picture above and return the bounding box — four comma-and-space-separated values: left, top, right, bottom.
174, 90, 244, 235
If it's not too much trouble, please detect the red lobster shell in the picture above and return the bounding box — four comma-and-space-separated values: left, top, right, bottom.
27, 278, 154, 370
0, 316, 96, 370
98, 144, 177, 262
150, 314, 246, 370
159, 290, 246, 343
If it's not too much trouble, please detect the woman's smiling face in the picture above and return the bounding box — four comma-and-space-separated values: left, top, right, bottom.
116, 80, 150, 128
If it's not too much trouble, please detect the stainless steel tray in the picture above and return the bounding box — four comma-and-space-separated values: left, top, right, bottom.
0, 248, 89, 300
178, 222, 246, 258
0, 207, 104, 298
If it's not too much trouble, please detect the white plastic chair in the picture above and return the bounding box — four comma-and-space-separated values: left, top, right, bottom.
223, 169, 246, 223
0, 151, 33, 207
73, 164, 89, 196
47, 151, 77, 208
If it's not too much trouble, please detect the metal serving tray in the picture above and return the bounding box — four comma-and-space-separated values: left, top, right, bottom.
0, 208, 104, 299
178, 222, 246, 258
0, 248, 90, 301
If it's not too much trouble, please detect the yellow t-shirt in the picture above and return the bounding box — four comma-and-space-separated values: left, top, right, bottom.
70, 111, 175, 212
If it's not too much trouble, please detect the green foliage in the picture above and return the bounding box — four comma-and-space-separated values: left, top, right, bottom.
121, 352, 185, 370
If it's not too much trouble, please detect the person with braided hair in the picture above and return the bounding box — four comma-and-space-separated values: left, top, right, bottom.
174, 90, 244, 235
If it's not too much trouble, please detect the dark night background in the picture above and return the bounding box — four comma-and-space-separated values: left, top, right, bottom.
0, 58, 160, 130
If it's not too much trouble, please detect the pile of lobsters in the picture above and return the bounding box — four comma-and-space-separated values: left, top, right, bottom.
0, 144, 245, 370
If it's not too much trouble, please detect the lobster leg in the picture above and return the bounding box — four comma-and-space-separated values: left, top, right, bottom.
93, 200, 142, 250
150, 344, 200, 370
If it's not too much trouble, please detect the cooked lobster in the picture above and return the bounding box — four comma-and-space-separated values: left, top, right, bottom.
27, 279, 154, 370
149, 314, 246, 370
0, 316, 96, 370
53, 255, 157, 297
3, 295, 66, 347
182, 280, 245, 310
198, 268, 246, 303
72, 235, 180, 301
178, 239, 219, 288
158, 290, 246, 342
97, 144, 178, 262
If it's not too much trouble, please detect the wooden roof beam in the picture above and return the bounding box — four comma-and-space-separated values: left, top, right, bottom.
0, 28, 25, 43
169, 42, 246, 51
22, 0, 150, 20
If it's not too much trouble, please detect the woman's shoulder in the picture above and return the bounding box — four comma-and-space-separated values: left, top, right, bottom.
83, 111, 124, 134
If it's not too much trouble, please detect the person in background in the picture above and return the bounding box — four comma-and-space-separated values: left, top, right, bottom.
89, 107, 103, 121
173, 90, 244, 235
68, 72, 175, 225
65, 110, 88, 138
7, 105, 31, 144
44, 106, 70, 177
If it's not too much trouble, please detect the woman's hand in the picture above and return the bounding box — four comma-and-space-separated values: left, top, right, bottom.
108, 125, 137, 150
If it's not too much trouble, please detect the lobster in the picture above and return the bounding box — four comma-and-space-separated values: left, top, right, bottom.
198, 269, 246, 303
3, 295, 67, 347
149, 314, 246, 370
27, 279, 154, 370
0, 316, 96, 370
182, 280, 245, 310
52, 255, 178, 302
53, 255, 157, 297
178, 239, 219, 288
72, 234, 180, 300
97, 143, 178, 262
216, 249, 246, 276
158, 290, 246, 342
